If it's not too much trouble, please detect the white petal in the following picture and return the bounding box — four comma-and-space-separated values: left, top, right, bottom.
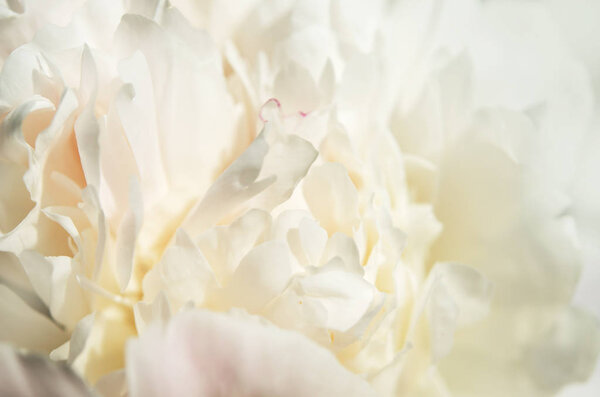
525, 307, 600, 391
143, 229, 216, 310
321, 232, 362, 274
182, 132, 274, 236
195, 209, 271, 284
67, 313, 96, 365
99, 104, 139, 229
213, 240, 292, 313
74, 47, 101, 188
115, 177, 143, 292
430, 262, 493, 328
247, 124, 318, 211
287, 216, 328, 268
0, 45, 42, 106
47, 256, 89, 331
184, 123, 316, 236
114, 13, 239, 193
0, 343, 92, 397
134, 291, 172, 335
273, 61, 321, 113
0, 284, 66, 353
0, 251, 45, 313
116, 51, 169, 207
296, 261, 376, 332
303, 162, 360, 236
74, 104, 100, 189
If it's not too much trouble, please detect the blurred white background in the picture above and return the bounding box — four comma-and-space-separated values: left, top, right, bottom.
547, 0, 600, 395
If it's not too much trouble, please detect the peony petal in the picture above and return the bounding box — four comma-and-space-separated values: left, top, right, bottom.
126, 310, 378, 397
247, 124, 318, 211
273, 61, 321, 113
95, 369, 127, 397
182, 131, 274, 236
433, 108, 591, 396
525, 307, 600, 392
74, 46, 101, 189
0, 343, 92, 397
426, 263, 492, 363
67, 313, 96, 365
320, 232, 362, 274
0, 284, 66, 353
18, 250, 52, 307
286, 216, 328, 268
115, 177, 143, 292
0, 45, 43, 107
0, 250, 45, 313
134, 291, 172, 335
195, 209, 271, 284
74, 103, 100, 189
80, 186, 106, 281
303, 162, 360, 236
296, 260, 376, 332
99, 101, 139, 229
184, 122, 317, 236
116, 50, 169, 207
114, 13, 239, 194
212, 240, 293, 313
46, 256, 89, 331
143, 229, 216, 311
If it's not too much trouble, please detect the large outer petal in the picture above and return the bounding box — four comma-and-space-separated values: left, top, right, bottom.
127, 310, 378, 397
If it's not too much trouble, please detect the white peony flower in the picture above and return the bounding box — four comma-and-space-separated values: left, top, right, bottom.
0, 0, 598, 396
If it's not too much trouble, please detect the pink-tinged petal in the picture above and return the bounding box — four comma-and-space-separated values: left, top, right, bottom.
127, 310, 378, 397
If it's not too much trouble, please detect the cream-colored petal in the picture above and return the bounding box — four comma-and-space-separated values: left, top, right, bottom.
303, 162, 360, 236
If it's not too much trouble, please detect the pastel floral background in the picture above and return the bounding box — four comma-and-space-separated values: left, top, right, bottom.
1, 0, 599, 396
